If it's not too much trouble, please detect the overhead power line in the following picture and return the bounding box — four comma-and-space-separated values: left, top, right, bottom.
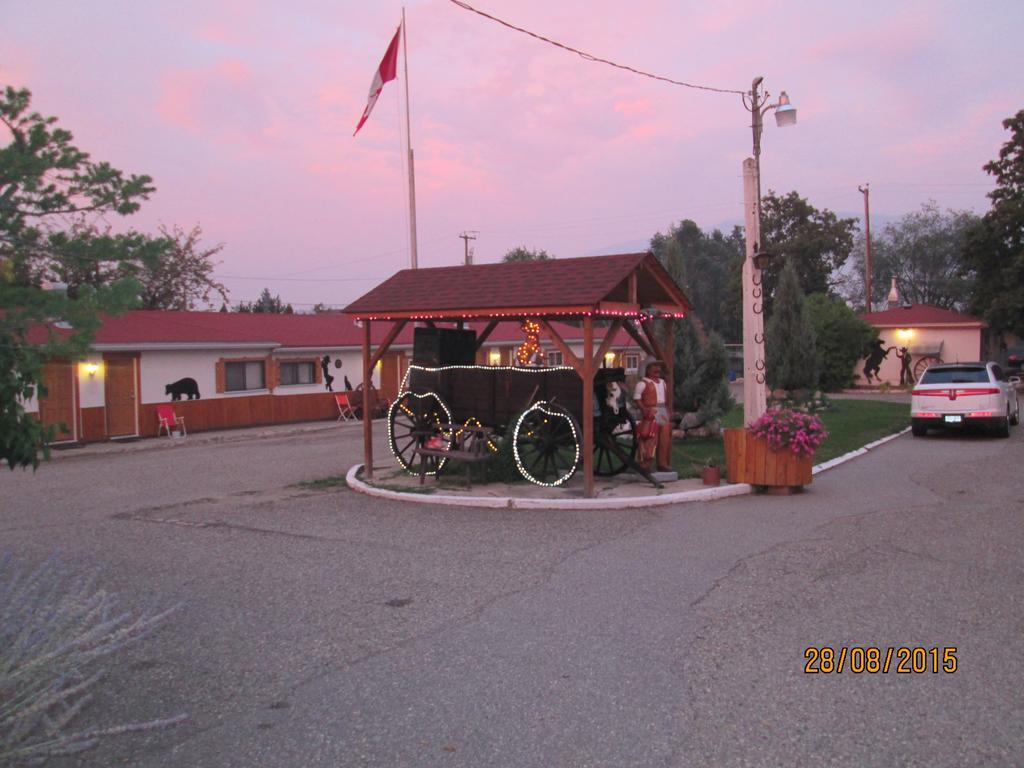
446, 0, 745, 96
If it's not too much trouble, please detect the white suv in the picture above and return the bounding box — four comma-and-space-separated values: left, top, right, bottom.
911, 362, 1021, 438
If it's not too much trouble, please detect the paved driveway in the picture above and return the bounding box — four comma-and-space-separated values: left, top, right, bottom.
3, 420, 1022, 767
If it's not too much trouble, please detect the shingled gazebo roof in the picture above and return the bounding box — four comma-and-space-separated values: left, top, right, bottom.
343, 252, 690, 319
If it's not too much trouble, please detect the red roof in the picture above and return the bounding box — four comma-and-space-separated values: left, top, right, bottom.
27, 310, 638, 349
860, 304, 985, 327
343, 253, 690, 318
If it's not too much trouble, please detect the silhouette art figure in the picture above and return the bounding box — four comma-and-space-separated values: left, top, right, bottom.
863, 339, 894, 384
165, 377, 200, 401
321, 356, 334, 391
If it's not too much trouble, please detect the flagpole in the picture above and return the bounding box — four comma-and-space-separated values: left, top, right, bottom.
402, 8, 419, 270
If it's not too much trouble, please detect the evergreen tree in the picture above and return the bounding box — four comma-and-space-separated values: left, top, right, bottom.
765, 260, 819, 392
673, 317, 732, 421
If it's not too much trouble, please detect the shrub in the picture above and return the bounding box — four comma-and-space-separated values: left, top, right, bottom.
806, 293, 877, 391
0, 553, 185, 766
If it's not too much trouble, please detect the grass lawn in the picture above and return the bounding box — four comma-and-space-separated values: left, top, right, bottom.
671, 399, 911, 478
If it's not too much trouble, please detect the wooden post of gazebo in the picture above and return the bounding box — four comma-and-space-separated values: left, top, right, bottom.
581, 315, 595, 498
362, 319, 373, 478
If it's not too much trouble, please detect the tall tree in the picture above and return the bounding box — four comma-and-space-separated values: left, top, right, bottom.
1, 86, 153, 469
759, 190, 858, 302
29, 220, 228, 310
765, 260, 818, 392
502, 246, 552, 262
844, 202, 977, 310
135, 224, 228, 310
650, 220, 744, 341
965, 109, 1024, 337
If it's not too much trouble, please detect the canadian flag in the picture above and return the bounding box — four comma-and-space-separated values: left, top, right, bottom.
353, 25, 401, 136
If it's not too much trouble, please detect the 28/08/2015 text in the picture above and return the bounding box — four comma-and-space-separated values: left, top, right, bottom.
804, 646, 957, 674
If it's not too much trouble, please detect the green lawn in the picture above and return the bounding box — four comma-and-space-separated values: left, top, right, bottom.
671, 400, 910, 478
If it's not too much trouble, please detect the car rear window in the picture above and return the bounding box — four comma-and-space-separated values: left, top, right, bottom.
920, 366, 990, 384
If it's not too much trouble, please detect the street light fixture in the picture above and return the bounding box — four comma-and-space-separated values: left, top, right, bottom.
740, 76, 797, 423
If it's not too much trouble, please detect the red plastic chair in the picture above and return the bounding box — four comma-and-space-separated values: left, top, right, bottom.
335, 393, 357, 422
156, 404, 186, 437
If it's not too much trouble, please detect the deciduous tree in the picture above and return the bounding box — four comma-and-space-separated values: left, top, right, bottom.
965, 109, 1024, 337
1, 86, 154, 469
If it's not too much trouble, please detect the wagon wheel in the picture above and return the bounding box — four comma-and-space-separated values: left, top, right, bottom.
593, 411, 638, 476
388, 391, 453, 476
512, 402, 580, 486
913, 355, 940, 381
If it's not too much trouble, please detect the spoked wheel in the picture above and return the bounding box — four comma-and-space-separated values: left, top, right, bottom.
388, 391, 453, 475
593, 411, 638, 476
913, 355, 940, 381
512, 402, 581, 486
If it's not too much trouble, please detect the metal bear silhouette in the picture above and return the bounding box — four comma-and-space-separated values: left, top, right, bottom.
165, 377, 201, 401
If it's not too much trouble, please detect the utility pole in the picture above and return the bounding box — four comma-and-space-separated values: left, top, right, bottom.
459, 231, 478, 265
858, 183, 872, 313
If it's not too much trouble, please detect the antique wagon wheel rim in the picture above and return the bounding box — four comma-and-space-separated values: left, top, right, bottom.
513, 402, 580, 486
594, 411, 637, 476
388, 391, 453, 475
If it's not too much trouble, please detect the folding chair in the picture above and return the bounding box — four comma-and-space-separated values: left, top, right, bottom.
156, 404, 186, 438
335, 393, 357, 422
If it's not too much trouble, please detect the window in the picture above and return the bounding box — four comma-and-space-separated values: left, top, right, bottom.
919, 366, 989, 384
546, 350, 563, 367
225, 361, 266, 391
280, 361, 315, 386
624, 353, 640, 372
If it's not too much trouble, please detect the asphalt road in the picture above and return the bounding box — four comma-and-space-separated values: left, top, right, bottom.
2, 418, 1022, 767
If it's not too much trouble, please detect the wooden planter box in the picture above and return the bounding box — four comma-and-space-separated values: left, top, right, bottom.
723, 428, 813, 488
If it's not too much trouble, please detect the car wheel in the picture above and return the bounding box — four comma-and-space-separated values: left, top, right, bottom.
1011, 400, 1020, 426
911, 420, 928, 437
995, 413, 1011, 438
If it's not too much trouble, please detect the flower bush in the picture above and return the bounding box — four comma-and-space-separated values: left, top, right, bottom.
747, 407, 828, 458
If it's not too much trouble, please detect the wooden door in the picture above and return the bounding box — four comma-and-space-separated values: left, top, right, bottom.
39, 361, 76, 442
105, 356, 138, 437
380, 354, 400, 402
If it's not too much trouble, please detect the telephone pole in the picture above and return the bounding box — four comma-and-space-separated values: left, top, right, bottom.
459, 231, 478, 265
858, 183, 872, 313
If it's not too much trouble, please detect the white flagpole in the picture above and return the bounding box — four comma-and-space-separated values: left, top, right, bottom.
402, 8, 419, 269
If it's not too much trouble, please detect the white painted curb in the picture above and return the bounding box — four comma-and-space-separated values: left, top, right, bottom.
811, 427, 911, 475
347, 427, 911, 509
345, 464, 753, 510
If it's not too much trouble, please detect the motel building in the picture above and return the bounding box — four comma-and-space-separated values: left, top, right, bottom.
25, 310, 646, 445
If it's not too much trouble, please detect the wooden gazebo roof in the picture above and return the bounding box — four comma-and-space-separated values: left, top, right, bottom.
344, 252, 690, 320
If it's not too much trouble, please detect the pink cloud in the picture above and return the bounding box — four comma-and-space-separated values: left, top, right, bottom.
613, 98, 651, 116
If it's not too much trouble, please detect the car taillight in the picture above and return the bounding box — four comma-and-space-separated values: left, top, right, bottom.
960, 388, 1000, 396
912, 389, 947, 396
913, 412, 939, 418
967, 411, 995, 417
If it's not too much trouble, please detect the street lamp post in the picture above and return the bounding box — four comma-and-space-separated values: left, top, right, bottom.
740, 76, 796, 423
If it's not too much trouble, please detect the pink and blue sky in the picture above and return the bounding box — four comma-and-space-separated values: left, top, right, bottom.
3, 0, 1022, 308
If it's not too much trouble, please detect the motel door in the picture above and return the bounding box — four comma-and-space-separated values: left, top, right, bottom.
379, 354, 401, 403
39, 361, 77, 443
104, 355, 139, 437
